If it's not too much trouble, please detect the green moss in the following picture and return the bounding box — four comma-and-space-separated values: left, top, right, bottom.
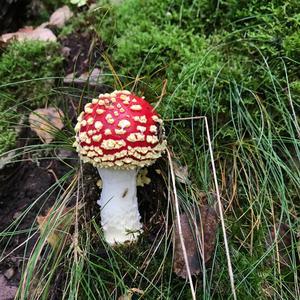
0, 41, 63, 107
0, 92, 18, 155
283, 29, 300, 59
0, 41, 63, 155
0, 130, 16, 155
95, 0, 300, 116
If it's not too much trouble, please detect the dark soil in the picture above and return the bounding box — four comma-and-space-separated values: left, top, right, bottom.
60, 30, 107, 77
0, 0, 31, 34
0, 0, 50, 35
0, 156, 75, 284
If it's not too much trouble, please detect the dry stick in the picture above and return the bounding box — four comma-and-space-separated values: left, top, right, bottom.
153, 79, 168, 111
204, 117, 237, 300
167, 149, 196, 300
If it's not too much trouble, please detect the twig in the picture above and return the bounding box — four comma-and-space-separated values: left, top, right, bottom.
153, 79, 168, 111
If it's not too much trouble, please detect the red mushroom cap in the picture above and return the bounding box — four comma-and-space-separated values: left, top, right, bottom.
73, 90, 167, 169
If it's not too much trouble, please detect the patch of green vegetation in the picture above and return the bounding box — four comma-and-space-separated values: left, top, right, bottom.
0, 93, 18, 155
0, 41, 63, 107
2, 1, 299, 299
89, 0, 300, 298
0, 41, 63, 155
95, 0, 300, 117
94, 0, 300, 174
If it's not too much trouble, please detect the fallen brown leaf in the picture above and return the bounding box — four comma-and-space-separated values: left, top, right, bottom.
37, 205, 80, 249
1, 27, 56, 43
49, 5, 73, 28
173, 205, 218, 278
29, 107, 64, 144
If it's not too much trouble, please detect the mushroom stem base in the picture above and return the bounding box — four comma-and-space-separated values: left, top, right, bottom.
97, 168, 142, 244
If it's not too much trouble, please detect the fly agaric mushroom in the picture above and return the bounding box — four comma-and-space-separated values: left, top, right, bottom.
73, 90, 167, 244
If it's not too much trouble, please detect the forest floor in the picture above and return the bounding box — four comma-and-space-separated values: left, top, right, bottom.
0, 1, 299, 300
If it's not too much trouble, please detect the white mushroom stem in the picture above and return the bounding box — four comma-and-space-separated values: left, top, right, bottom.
97, 168, 143, 244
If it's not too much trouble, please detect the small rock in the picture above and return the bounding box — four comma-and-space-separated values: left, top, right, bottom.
57, 149, 74, 159
1, 27, 57, 43
13, 211, 22, 219
78, 68, 102, 85
49, 5, 73, 28
4, 268, 15, 280
64, 68, 102, 85
61, 46, 71, 58
64, 72, 75, 83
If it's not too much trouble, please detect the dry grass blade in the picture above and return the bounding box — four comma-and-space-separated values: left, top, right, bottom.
204, 117, 237, 300
167, 149, 196, 300
101, 53, 123, 89
153, 79, 167, 111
